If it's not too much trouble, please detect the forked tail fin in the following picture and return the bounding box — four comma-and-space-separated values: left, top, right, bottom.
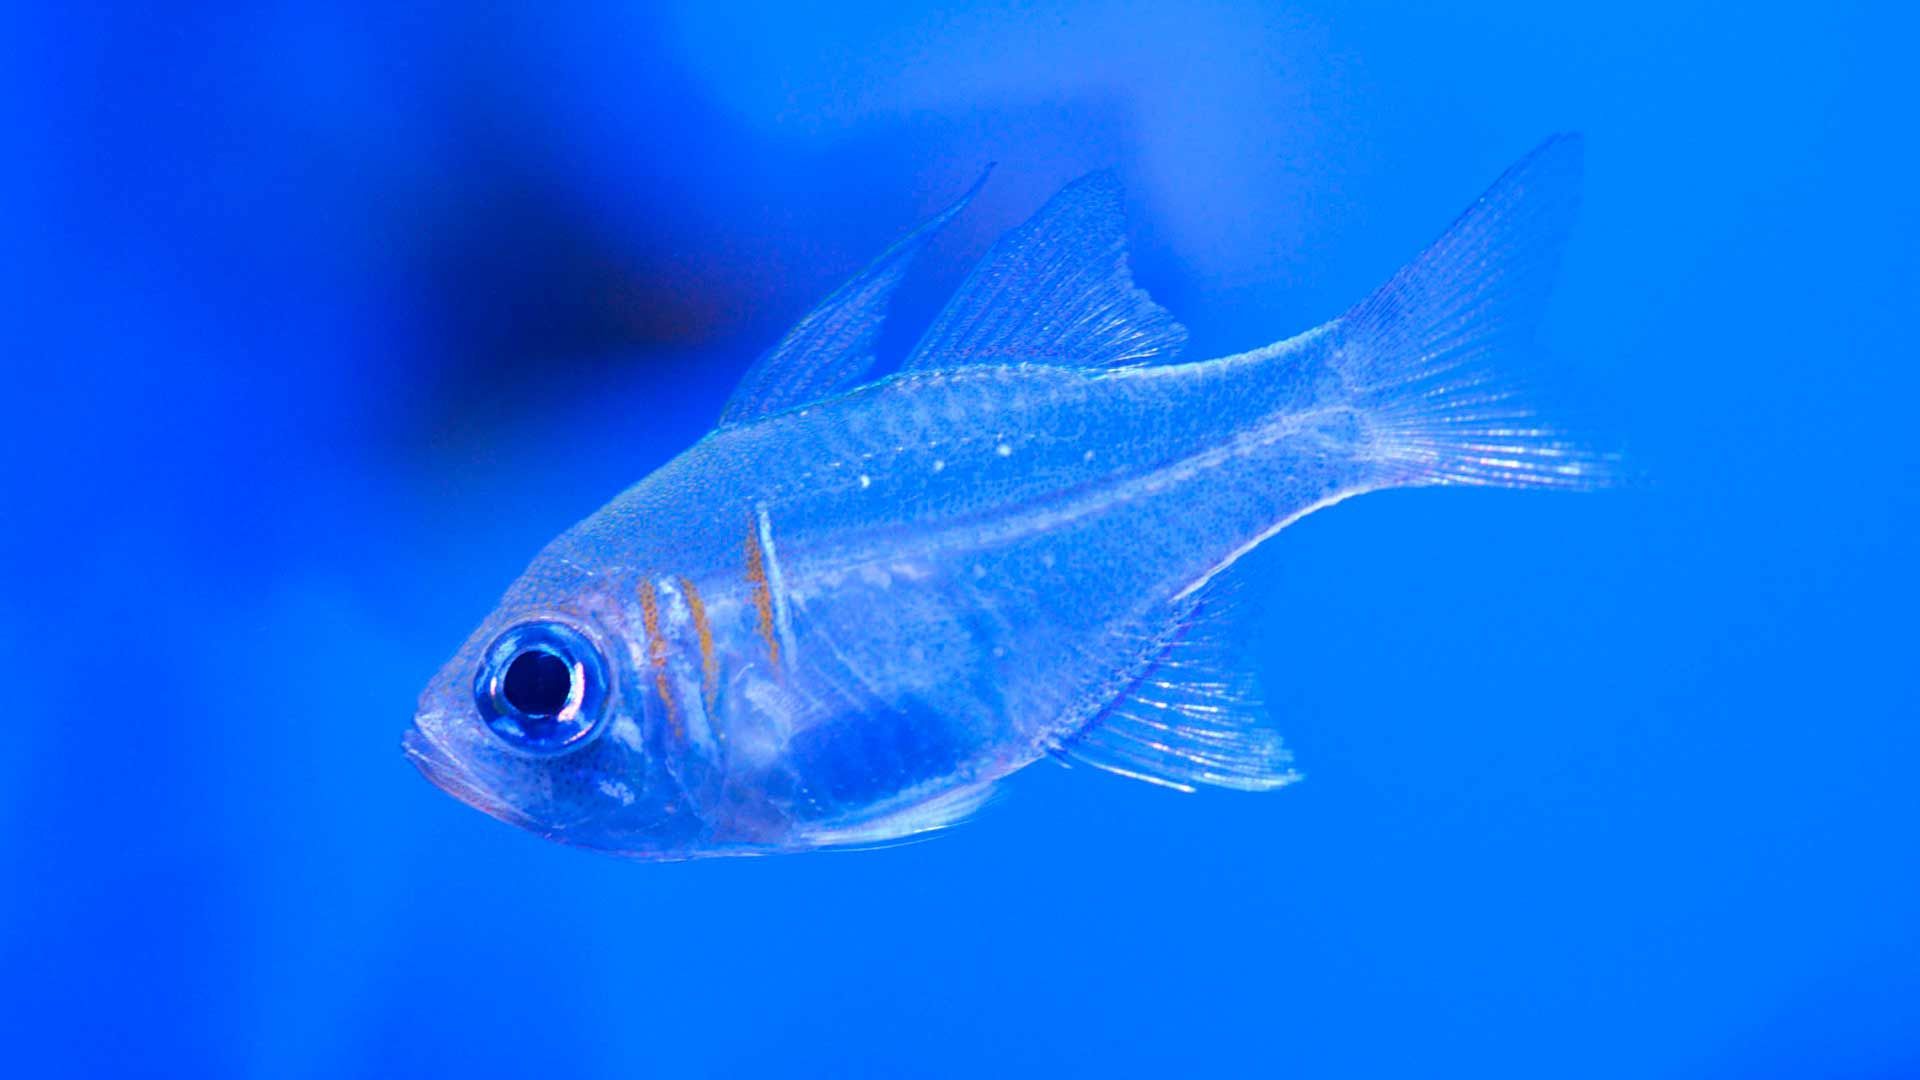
1338, 134, 1608, 489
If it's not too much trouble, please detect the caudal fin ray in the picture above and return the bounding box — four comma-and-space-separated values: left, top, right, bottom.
1335, 134, 1611, 490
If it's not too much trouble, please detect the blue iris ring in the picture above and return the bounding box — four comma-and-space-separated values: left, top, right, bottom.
474, 620, 610, 754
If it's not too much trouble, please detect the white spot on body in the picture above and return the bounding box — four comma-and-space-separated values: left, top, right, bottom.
734, 672, 799, 743
932, 459, 945, 472
858, 474, 872, 489
608, 716, 646, 753
1083, 449, 1096, 462
996, 443, 1012, 457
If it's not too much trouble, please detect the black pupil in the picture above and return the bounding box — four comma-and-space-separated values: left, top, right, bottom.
502, 650, 572, 717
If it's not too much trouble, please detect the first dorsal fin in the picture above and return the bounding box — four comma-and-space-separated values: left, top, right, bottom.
718, 169, 990, 426
1051, 586, 1298, 792
901, 170, 1187, 372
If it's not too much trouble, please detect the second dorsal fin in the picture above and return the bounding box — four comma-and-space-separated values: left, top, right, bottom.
901, 170, 1188, 372
718, 170, 989, 426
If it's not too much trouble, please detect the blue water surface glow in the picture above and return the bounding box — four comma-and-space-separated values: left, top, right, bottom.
6, 2, 1916, 1076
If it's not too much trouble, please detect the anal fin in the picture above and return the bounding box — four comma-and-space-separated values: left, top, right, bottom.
1053, 588, 1298, 793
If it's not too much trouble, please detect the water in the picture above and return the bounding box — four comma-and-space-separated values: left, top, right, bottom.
7, 3, 1916, 1076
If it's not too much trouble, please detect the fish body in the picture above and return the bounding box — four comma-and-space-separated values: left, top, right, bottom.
406, 136, 1601, 859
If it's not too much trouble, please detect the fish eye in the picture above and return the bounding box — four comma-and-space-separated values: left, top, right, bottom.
474, 621, 609, 753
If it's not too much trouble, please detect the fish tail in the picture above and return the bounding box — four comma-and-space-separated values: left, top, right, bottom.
1334, 134, 1611, 490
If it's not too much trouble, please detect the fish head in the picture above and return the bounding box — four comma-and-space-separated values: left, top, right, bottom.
405, 566, 708, 859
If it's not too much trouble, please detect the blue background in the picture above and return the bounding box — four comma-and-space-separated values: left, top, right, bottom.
7, 3, 1917, 1076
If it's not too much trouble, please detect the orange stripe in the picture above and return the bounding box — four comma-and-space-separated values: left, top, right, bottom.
636, 578, 682, 740
678, 576, 718, 713
742, 516, 781, 669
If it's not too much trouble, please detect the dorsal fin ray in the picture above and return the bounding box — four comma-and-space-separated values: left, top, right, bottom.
1050, 580, 1297, 792
901, 170, 1187, 372
718, 169, 990, 426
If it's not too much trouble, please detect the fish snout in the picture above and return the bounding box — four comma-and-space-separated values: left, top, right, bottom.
402, 720, 543, 830
402, 723, 484, 805
401, 724, 450, 778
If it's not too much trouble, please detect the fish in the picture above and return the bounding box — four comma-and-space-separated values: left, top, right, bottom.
405, 135, 1604, 859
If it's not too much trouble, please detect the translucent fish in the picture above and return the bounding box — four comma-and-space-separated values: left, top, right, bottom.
405, 135, 1606, 859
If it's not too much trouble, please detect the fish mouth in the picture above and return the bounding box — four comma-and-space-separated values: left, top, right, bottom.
402, 725, 467, 798
402, 724, 529, 828
402, 724, 452, 778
